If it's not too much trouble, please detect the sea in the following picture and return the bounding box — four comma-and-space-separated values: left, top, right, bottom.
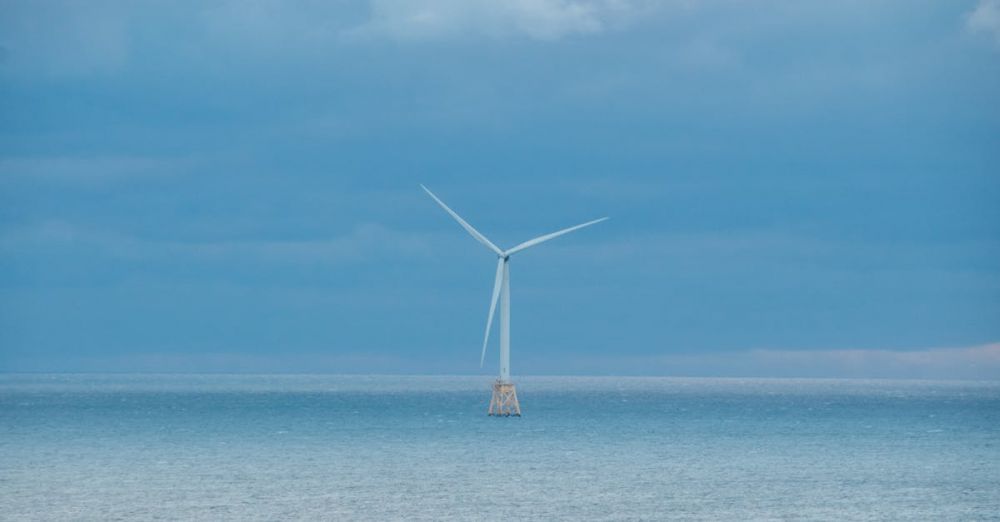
2, 374, 998, 520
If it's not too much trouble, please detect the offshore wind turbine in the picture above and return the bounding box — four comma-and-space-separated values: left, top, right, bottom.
421, 184, 608, 416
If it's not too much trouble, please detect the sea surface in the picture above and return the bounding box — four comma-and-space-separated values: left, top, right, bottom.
1, 374, 998, 520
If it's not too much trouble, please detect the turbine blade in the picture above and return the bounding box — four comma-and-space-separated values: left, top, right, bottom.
481, 258, 504, 367
504, 217, 609, 256
421, 184, 503, 256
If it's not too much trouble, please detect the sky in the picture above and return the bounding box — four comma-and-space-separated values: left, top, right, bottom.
1, 0, 998, 378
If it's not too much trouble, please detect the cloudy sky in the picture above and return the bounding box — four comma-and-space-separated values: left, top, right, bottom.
1, 0, 998, 378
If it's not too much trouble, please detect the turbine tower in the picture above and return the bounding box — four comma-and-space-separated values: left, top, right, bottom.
421, 185, 608, 416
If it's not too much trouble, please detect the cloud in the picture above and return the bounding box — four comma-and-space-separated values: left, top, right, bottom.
1, 352, 411, 374
0, 1, 131, 76
744, 344, 1000, 380
543, 343, 1000, 380
348, 0, 648, 41
6, 343, 999, 378
0, 156, 175, 184
0, 221, 433, 266
967, 0, 1000, 46
173, 223, 435, 265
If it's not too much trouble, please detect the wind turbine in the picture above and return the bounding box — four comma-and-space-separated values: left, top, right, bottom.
421, 184, 608, 416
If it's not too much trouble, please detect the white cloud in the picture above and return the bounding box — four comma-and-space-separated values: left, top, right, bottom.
967, 0, 1000, 46
9, 343, 999, 378
348, 0, 649, 41
545, 343, 1000, 380
743, 344, 1000, 380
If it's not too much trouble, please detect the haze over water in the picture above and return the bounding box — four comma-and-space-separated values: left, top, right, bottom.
2, 374, 998, 520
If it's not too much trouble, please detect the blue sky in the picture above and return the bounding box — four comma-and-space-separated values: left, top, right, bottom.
1, 0, 998, 378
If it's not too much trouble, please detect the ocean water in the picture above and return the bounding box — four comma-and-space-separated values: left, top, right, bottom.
2, 375, 998, 521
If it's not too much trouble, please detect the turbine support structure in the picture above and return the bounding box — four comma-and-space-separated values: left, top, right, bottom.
488, 380, 521, 416
492, 260, 518, 416
499, 257, 511, 384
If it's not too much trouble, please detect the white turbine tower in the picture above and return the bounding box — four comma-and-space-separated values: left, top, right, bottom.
421, 184, 608, 416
